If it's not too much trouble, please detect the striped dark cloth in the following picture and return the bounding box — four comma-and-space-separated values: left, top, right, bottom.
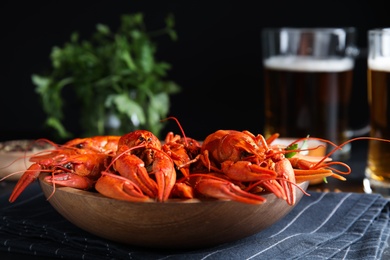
0, 182, 389, 260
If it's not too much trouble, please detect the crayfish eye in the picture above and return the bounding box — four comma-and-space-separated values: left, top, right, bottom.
64, 163, 73, 170
75, 143, 85, 149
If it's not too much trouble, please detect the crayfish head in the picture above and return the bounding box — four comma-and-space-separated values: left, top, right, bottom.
118, 130, 161, 150
55, 153, 109, 180
180, 137, 202, 159
116, 130, 162, 167
62, 136, 120, 155
202, 130, 265, 164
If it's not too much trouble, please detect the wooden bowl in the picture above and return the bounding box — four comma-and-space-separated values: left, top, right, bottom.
39, 175, 308, 250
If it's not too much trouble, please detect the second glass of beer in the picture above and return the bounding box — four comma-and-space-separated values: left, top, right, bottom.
262, 27, 358, 159
364, 28, 390, 196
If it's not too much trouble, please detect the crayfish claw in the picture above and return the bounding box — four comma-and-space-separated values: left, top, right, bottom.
9, 163, 42, 203
95, 173, 152, 202
195, 177, 266, 205
275, 158, 296, 205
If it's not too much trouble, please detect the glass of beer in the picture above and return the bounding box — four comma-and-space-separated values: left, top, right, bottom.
364, 28, 390, 196
262, 27, 363, 160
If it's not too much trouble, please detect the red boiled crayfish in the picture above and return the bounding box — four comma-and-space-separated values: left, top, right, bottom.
4, 136, 120, 202
95, 130, 176, 202
175, 130, 352, 205
6, 118, 390, 206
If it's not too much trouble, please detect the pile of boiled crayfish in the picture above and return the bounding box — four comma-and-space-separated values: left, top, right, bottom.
3, 119, 355, 206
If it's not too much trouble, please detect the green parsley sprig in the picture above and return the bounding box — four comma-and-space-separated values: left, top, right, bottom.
32, 13, 180, 140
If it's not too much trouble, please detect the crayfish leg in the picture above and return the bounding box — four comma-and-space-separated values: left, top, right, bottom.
257, 180, 287, 202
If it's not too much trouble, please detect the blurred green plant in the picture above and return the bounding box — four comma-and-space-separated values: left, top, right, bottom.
32, 13, 180, 140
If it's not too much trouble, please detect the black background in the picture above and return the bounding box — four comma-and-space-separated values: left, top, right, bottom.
0, 0, 388, 142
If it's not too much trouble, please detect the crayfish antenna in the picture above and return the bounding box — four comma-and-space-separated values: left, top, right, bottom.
162, 117, 189, 147
0, 170, 26, 182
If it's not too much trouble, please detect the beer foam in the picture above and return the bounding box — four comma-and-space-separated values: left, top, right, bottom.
264, 56, 354, 72
368, 58, 390, 72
